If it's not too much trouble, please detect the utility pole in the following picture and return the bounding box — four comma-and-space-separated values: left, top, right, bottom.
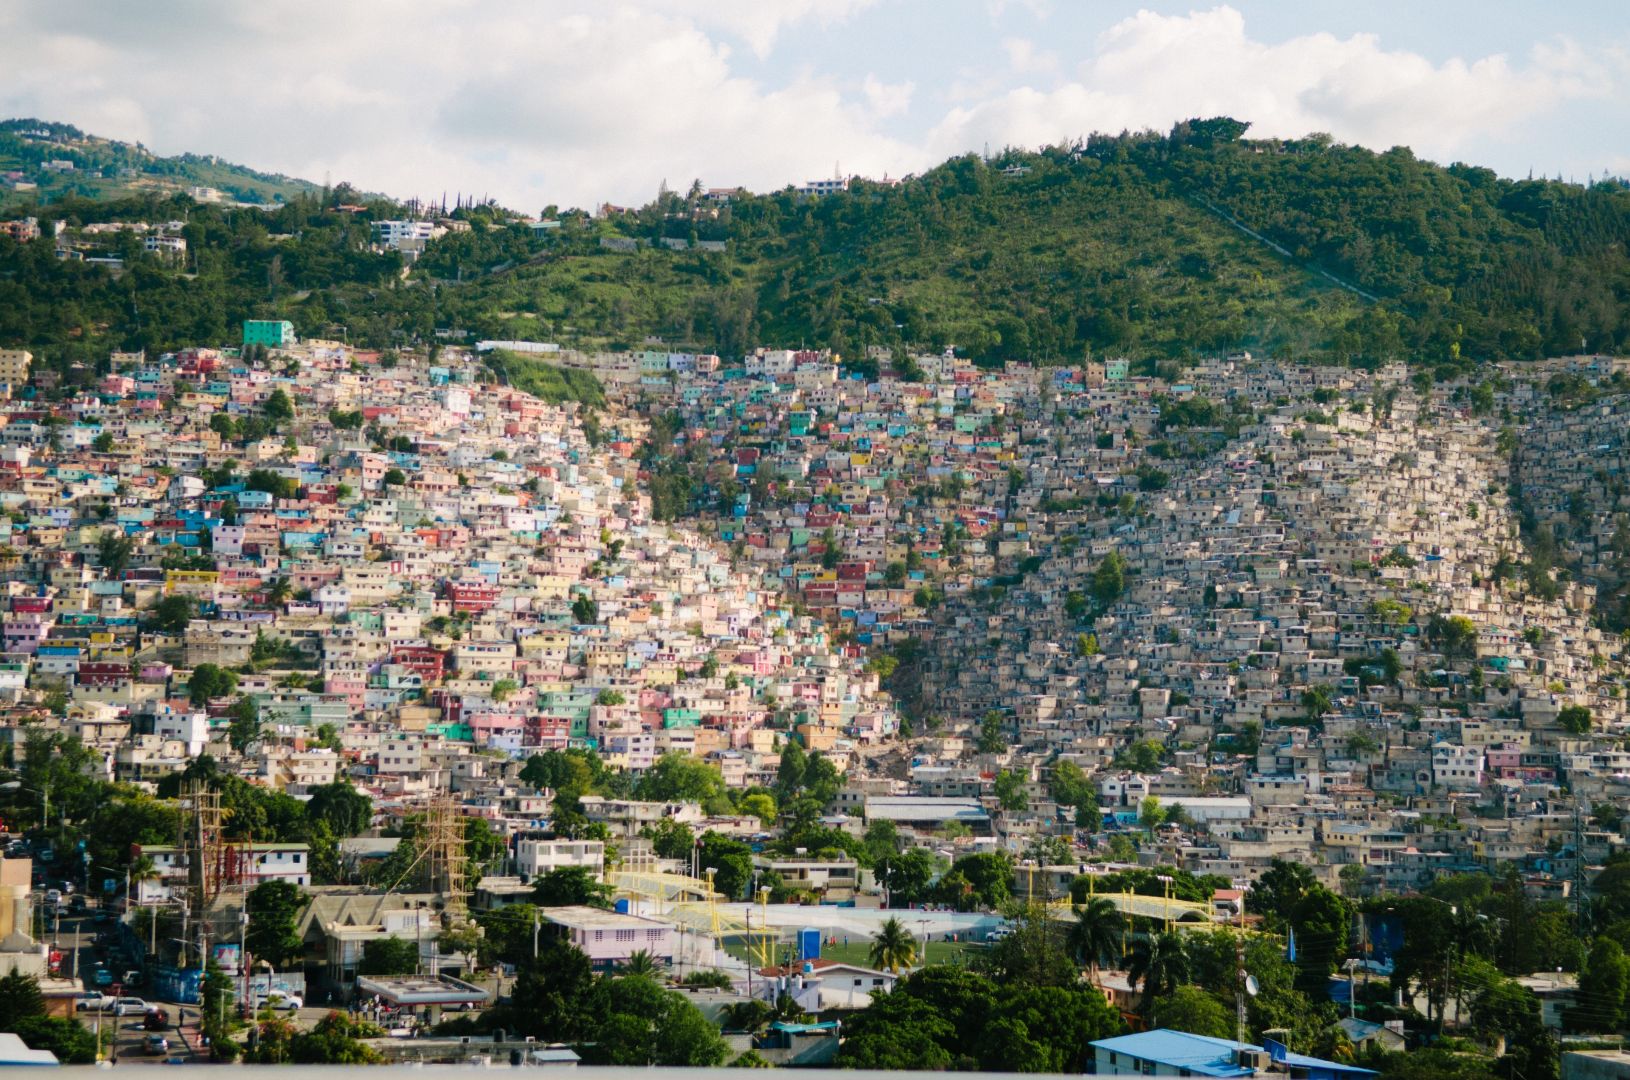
1235, 902, 1247, 1050
1572, 800, 1591, 935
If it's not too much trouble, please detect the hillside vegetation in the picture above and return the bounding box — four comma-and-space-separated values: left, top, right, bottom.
2, 118, 1627, 375
481, 349, 606, 408
0, 119, 322, 207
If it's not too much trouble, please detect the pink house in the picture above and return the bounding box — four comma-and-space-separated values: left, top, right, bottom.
540, 906, 676, 973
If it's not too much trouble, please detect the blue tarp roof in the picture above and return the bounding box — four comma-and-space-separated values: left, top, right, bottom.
1092, 1030, 1377, 1079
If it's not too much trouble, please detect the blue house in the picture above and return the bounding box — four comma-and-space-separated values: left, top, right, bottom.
1091, 1030, 1376, 1079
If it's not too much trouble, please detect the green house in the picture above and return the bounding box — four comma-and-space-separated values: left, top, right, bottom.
243, 320, 295, 348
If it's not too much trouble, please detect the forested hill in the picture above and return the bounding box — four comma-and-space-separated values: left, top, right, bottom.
0, 119, 322, 208
2, 117, 1628, 374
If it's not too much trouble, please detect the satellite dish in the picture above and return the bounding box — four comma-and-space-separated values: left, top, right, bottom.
1245, 975, 1260, 997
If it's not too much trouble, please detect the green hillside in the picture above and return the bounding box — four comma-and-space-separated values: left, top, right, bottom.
411, 119, 1630, 369
2, 117, 1628, 374
0, 119, 321, 208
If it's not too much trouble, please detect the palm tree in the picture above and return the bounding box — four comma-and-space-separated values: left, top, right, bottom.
266, 577, 293, 607
126, 855, 159, 903
619, 949, 659, 978
1127, 931, 1190, 1012
869, 916, 918, 973
1067, 897, 1123, 982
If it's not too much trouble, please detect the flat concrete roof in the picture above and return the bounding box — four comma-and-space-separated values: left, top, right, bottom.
355, 974, 489, 1005
540, 905, 673, 930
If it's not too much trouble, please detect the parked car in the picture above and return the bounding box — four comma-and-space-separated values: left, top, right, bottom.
143, 1035, 169, 1056
114, 997, 149, 1016
73, 991, 109, 1012
93, 967, 113, 988
122, 969, 144, 988
254, 992, 303, 1011
43, 888, 62, 908
144, 1008, 170, 1031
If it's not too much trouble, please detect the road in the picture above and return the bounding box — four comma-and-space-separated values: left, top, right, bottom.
39, 890, 431, 1062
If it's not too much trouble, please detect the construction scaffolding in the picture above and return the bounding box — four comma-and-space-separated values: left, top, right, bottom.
423, 794, 469, 917
178, 780, 228, 913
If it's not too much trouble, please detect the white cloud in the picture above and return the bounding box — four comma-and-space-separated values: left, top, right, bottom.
928, 6, 1615, 162
0, 1, 910, 209
862, 76, 916, 119
644, 0, 880, 58
0, 3, 1618, 211
1002, 37, 1058, 76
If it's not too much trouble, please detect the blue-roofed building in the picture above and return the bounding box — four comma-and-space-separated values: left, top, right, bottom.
1090, 1030, 1377, 1079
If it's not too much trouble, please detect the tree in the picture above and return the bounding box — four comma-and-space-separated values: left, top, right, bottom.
738, 792, 776, 827
977, 710, 1007, 755
1427, 613, 1479, 662
0, 969, 45, 1031
13, 1016, 96, 1063
1148, 985, 1233, 1038
636, 753, 728, 810
381, 467, 406, 486
1288, 885, 1351, 993
1573, 937, 1630, 1033
571, 595, 599, 624
944, 852, 1013, 910
801, 752, 842, 806
473, 904, 540, 969
96, 531, 134, 575
980, 902, 1079, 988
1300, 684, 1334, 723
1248, 860, 1317, 926
249, 1011, 384, 1064
533, 866, 613, 909
228, 697, 261, 753
876, 848, 936, 907
638, 818, 692, 863
619, 949, 661, 978
1559, 704, 1593, 735
306, 781, 373, 837
863, 819, 902, 863
994, 769, 1029, 811
188, 662, 238, 705
1128, 931, 1190, 1011
1116, 739, 1165, 773
150, 593, 195, 633
697, 832, 754, 899
773, 739, 808, 803
199, 958, 241, 1059
1139, 796, 1166, 832
870, 916, 919, 972
576, 975, 730, 1066
245, 880, 307, 969
1067, 898, 1123, 980
264, 388, 294, 422
502, 939, 598, 1042
358, 935, 419, 977
1092, 551, 1128, 609
520, 748, 607, 796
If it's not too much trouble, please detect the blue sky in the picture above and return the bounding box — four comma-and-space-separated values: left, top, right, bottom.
3, 1, 1626, 209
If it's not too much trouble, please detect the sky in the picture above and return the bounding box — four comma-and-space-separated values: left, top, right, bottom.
3, 1, 1628, 212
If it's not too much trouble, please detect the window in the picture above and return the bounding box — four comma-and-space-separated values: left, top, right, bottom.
594, 930, 604, 942
616, 930, 636, 942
